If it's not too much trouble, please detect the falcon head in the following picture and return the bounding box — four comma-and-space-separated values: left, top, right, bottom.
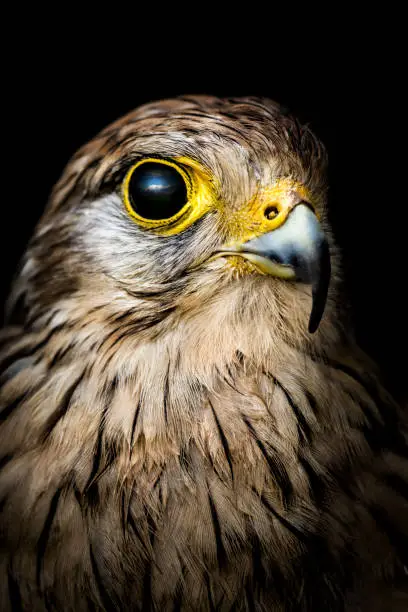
11, 96, 337, 369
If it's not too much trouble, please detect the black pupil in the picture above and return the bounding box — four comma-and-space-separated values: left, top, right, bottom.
128, 162, 188, 220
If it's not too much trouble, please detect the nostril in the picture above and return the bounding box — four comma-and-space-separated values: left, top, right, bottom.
264, 205, 279, 220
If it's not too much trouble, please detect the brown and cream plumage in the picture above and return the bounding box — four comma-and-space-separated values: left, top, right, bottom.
1, 95, 407, 611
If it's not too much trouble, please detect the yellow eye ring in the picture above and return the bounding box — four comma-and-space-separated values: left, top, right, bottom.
123, 158, 193, 229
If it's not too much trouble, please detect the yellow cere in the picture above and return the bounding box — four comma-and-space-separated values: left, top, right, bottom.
122, 157, 216, 236
221, 177, 313, 247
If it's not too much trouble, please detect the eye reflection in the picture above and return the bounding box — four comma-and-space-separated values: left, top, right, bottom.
127, 162, 188, 220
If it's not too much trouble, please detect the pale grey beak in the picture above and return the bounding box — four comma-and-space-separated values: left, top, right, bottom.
236, 205, 331, 333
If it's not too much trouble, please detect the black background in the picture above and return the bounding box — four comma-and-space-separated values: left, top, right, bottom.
1, 20, 406, 399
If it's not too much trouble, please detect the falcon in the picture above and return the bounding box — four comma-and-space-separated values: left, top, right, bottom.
0, 96, 407, 611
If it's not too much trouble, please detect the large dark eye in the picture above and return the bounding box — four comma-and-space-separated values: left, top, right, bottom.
126, 161, 189, 220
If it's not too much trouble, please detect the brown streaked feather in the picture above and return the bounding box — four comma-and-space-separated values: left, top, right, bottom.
1, 96, 408, 611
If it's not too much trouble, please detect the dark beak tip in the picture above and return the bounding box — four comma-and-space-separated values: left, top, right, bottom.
308, 312, 322, 334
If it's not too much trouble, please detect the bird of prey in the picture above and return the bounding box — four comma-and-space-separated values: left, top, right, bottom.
0, 95, 407, 611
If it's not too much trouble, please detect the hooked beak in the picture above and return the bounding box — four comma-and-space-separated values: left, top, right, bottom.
219, 204, 331, 333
